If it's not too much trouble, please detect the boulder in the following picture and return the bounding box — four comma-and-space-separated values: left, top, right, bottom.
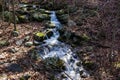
18, 15, 29, 23
59, 29, 90, 45
24, 36, 30, 41
39, 9, 51, 14
32, 12, 50, 21
25, 41, 33, 47
45, 21, 56, 28
33, 32, 46, 42
11, 30, 19, 37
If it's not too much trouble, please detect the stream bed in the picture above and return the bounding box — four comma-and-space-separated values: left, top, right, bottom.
37, 11, 89, 80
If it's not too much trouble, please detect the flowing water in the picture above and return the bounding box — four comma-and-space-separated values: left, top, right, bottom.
38, 11, 89, 80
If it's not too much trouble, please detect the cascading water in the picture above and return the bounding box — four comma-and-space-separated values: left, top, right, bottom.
39, 11, 89, 80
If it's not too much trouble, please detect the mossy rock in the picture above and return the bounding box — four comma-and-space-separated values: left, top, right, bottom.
32, 12, 50, 21
45, 21, 56, 28
32, 12, 40, 21
18, 15, 29, 23
39, 14, 50, 20
33, 32, 46, 42
39, 9, 51, 14
44, 57, 65, 72
0, 40, 9, 47
25, 41, 33, 47
11, 30, 19, 37
56, 9, 65, 15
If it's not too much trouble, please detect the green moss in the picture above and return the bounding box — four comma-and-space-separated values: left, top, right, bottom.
36, 32, 45, 37
32, 12, 50, 21
39, 14, 50, 20
18, 15, 29, 23
33, 32, 46, 42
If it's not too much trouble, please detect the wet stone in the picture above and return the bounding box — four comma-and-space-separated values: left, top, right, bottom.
8, 47, 19, 53
25, 41, 33, 47
16, 39, 24, 46
24, 36, 30, 41
45, 22, 56, 28
11, 31, 19, 37
18, 15, 29, 23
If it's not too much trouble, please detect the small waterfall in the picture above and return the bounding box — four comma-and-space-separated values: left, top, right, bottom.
39, 11, 89, 80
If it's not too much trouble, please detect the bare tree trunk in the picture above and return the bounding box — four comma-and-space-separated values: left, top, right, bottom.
11, 0, 16, 31
2, 0, 4, 22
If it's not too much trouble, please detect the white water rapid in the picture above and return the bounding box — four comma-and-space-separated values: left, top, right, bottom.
39, 11, 89, 80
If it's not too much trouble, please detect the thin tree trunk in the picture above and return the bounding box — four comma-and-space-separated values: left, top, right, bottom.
8, 0, 11, 25
11, 0, 16, 31
2, 0, 4, 22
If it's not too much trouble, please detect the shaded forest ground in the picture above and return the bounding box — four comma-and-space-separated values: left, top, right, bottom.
0, 0, 120, 80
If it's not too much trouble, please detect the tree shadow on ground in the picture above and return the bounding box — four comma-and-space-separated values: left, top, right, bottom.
0, 47, 56, 80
